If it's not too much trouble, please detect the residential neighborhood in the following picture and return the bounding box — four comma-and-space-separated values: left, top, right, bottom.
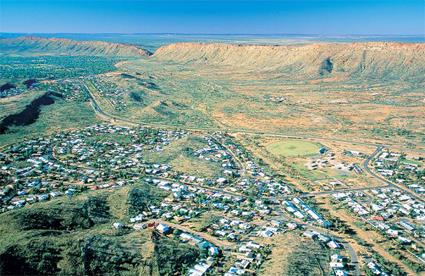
0, 123, 366, 275
373, 149, 425, 195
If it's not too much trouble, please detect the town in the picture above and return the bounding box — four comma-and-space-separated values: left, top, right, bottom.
1, 123, 369, 275
2, 120, 424, 275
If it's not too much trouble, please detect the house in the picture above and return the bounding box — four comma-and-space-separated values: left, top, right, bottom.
367, 262, 388, 275
12, 199, 26, 207
294, 211, 305, 219
317, 233, 331, 243
208, 246, 219, 256
225, 266, 245, 276
49, 191, 62, 198
330, 254, 345, 268
239, 223, 251, 230
238, 245, 251, 253
215, 230, 227, 237
235, 259, 251, 269
287, 222, 298, 230
216, 178, 228, 184
399, 221, 415, 232
113, 222, 124, 229
398, 236, 412, 244
188, 261, 211, 276
303, 230, 318, 239
130, 214, 144, 223
319, 147, 328, 154
330, 261, 345, 269
133, 223, 146, 230
194, 241, 208, 251
65, 188, 76, 196
259, 229, 274, 238
386, 229, 398, 237
334, 270, 349, 276
156, 223, 171, 234
246, 241, 261, 249
327, 240, 341, 249
347, 150, 362, 156
180, 232, 193, 241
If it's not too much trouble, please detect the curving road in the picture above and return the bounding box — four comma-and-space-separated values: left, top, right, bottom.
84, 80, 383, 148
306, 225, 360, 276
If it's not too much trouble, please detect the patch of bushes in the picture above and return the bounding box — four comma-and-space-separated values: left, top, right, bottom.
127, 185, 168, 216
153, 232, 200, 275
79, 235, 143, 275
129, 91, 143, 102
0, 238, 62, 275
11, 195, 110, 230
284, 240, 329, 276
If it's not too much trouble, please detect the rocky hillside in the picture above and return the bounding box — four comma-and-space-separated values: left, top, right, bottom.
0, 184, 200, 276
154, 42, 425, 80
0, 36, 151, 57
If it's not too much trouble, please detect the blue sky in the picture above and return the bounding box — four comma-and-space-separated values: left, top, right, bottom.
0, 0, 424, 35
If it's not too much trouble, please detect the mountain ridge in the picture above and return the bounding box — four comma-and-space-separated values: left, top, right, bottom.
153, 42, 425, 80
2, 37, 424, 81
0, 36, 151, 57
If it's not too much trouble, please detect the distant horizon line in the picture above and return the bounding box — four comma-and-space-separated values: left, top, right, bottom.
1, 32, 424, 37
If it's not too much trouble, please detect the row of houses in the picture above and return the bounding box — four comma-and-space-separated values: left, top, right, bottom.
89, 76, 128, 111
283, 198, 332, 228
225, 241, 266, 275
0, 86, 26, 98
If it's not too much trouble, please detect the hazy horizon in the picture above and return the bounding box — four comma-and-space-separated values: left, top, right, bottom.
2, 33, 424, 52
1, 32, 425, 36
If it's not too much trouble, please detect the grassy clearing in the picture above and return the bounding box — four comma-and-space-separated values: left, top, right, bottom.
258, 232, 300, 275
170, 155, 220, 178
0, 91, 44, 120
143, 136, 223, 178
265, 139, 321, 157
259, 232, 330, 276
290, 161, 326, 181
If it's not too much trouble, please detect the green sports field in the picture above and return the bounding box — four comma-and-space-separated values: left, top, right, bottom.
265, 139, 321, 157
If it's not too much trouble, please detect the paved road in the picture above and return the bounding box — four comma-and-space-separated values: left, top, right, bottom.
150, 219, 235, 249
208, 135, 247, 177
306, 225, 360, 276
84, 81, 382, 147
341, 240, 360, 276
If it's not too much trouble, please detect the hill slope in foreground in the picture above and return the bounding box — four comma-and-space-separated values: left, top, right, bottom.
154, 42, 425, 80
0, 36, 151, 57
